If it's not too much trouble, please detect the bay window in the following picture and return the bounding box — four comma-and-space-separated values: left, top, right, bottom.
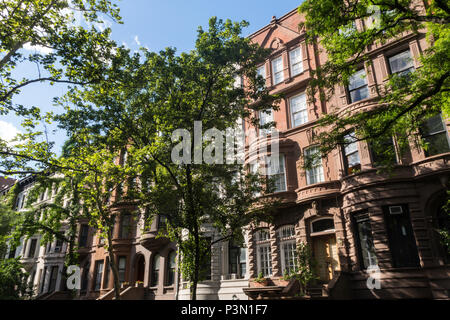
277, 225, 297, 275
266, 154, 287, 193
304, 146, 324, 185
254, 229, 272, 277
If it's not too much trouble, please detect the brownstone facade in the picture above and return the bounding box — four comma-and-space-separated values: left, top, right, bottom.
243, 8, 449, 299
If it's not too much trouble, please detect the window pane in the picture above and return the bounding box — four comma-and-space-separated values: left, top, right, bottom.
423, 133, 450, 156
422, 115, 445, 136
354, 213, 378, 269
289, 47, 303, 76
389, 51, 414, 74
348, 69, 367, 91
312, 219, 335, 233
257, 65, 266, 81
266, 155, 286, 192
291, 93, 308, 127
349, 86, 369, 103
272, 57, 284, 84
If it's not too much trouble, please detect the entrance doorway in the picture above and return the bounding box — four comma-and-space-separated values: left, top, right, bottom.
313, 234, 340, 281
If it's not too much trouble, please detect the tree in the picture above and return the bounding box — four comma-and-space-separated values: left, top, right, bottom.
0, 258, 32, 300
298, 0, 449, 164
7, 173, 85, 295
56, 17, 281, 300
0, 0, 121, 176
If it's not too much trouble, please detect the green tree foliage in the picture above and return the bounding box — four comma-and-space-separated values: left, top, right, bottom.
0, 0, 121, 176
56, 17, 281, 300
0, 258, 32, 300
298, 0, 449, 164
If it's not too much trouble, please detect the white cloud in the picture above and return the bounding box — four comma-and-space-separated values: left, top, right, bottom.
0, 121, 21, 144
134, 35, 141, 46
23, 42, 54, 55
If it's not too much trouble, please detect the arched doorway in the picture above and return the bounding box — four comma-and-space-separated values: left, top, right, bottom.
135, 255, 145, 283
310, 218, 340, 282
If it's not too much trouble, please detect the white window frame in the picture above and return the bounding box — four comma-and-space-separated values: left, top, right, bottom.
254, 229, 272, 277
277, 225, 298, 274
257, 64, 266, 87
272, 56, 284, 85
259, 109, 274, 136
290, 93, 308, 128
266, 154, 287, 193
304, 146, 325, 185
289, 47, 303, 76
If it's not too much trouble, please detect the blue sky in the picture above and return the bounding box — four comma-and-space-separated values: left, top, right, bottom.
2, 0, 302, 154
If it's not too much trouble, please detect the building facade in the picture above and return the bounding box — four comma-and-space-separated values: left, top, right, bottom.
241, 8, 449, 299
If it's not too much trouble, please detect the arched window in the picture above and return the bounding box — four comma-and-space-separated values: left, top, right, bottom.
166, 251, 176, 286
254, 229, 272, 277
151, 254, 160, 287
277, 225, 297, 275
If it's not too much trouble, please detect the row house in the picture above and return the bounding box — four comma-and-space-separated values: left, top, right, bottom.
241, 8, 449, 299
3, 176, 68, 299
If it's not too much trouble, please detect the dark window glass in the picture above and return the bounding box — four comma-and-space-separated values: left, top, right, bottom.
94, 260, 104, 291
348, 69, 369, 103
420, 115, 450, 157
166, 251, 176, 286
383, 205, 420, 268
54, 239, 63, 253
81, 263, 89, 294
79, 224, 89, 247
118, 256, 126, 283
40, 267, 48, 294
48, 266, 58, 293
201, 237, 212, 281
229, 242, 247, 279
103, 259, 110, 289
353, 212, 378, 269
28, 239, 37, 258
151, 254, 160, 287
120, 214, 132, 239
312, 219, 335, 233
370, 136, 397, 166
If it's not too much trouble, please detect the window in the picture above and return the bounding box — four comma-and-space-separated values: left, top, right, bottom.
259, 109, 274, 135
257, 64, 266, 87
266, 154, 287, 193
80, 263, 89, 294
151, 254, 160, 287
290, 93, 308, 127
343, 133, 361, 175
420, 114, 450, 157
304, 146, 324, 185
48, 266, 59, 293
118, 256, 126, 283
40, 267, 48, 294
277, 225, 297, 275
27, 239, 38, 258
254, 229, 272, 277
388, 50, 415, 76
353, 212, 378, 269
54, 239, 63, 253
249, 161, 261, 197
370, 137, 398, 166
229, 242, 247, 279
79, 224, 89, 247
311, 219, 335, 234
201, 237, 212, 281
383, 205, 419, 268
120, 214, 132, 239
339, 21, 357, 37
347, 69, 369, 103
94, 260, 104, 291
16, 192, 25, 210
103, 258, 110, 289
166, 251, 176, 286
158, 215, 167, 229
272, 56, 284, 85
289, 47, 303, 76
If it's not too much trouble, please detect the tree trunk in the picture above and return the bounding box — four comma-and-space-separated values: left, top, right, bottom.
107, 234, 121, 300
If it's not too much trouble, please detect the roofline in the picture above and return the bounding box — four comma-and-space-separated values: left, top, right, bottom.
247, 7, 300, 39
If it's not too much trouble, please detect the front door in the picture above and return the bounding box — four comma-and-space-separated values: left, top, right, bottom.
313, 234, 340, 282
